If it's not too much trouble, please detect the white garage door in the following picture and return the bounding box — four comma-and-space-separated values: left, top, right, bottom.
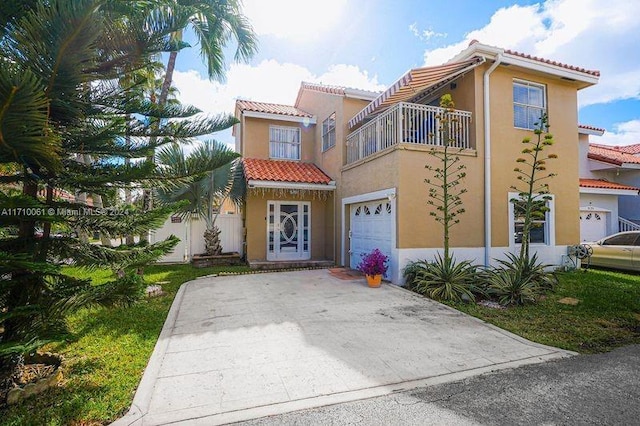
580, 211, 607, 242
349, 200, 393, 278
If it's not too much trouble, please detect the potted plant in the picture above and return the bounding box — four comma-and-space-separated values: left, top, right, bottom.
357, 248, 389, 288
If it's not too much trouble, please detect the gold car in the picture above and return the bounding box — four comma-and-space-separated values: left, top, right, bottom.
584, 231, 640, 272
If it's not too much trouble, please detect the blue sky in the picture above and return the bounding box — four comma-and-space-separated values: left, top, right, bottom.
172, 0, 640, 146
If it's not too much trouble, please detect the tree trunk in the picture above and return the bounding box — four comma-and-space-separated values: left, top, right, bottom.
204, 226, 223, 255
140, 51, 179, 243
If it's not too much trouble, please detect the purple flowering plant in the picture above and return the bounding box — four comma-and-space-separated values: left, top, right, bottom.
357, 248, 389, 276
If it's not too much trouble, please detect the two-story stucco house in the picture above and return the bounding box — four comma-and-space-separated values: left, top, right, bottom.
234, 41, 600, 283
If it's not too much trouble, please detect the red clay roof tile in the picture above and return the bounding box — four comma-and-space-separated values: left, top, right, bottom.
588, 144, 640, 166
579, 124, 606, 134
504, 49, 600, 76
242, 158, 332, 184
236, 100, 312, 118
579, 178, 639, 192
616, 143, 640, 155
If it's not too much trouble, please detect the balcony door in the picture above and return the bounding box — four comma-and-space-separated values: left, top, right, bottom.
267, 201, 310, 261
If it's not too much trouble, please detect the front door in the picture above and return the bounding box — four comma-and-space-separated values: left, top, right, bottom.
267, 201, 310, 261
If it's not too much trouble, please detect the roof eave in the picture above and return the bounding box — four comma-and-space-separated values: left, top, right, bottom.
501, 53, 599, 88
579, 127, 605, 136
242, 110, 316, 124
247, 180, 336, 191
580, 187, 639, 196
344, 88, 380, 101
452, 43, 599, 88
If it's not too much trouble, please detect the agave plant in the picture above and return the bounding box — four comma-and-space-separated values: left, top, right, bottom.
411, 253, 481, 302
495, 252, 558, 291
402, 259, 431, 291
487, 268, 540, 306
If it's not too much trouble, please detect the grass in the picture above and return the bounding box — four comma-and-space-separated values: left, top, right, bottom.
1, 263, 250, 426
446, 268, 640, 354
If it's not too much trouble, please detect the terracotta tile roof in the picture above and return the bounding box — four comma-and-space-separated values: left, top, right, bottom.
588, 144, 640, 166
616, 143, 640, 155
579, 178, 640, 192
579, 124, 606, 134
295, 82, 381, 107
503, 48, 600, 77
236, 100, 312, 118
242, 158, 332, 184
299, 82, 348, 96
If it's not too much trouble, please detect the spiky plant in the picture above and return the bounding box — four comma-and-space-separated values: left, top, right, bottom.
411, 253, 481, 302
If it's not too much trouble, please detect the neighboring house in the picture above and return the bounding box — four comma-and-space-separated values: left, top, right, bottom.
578, 127, 640, 241
235, 40, 600, 283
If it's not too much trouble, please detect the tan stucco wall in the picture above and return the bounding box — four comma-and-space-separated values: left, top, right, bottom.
396, 146, 484, 249
296, 90, 373, 265
487, 66, 580, 247
240, 116, 316, 161
244, 190, 331, 262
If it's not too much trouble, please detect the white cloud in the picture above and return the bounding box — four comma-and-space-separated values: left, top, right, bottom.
171, 60, 384, 145
597, 120, 640, 146
409, 22, 447, 42
422, 0, 640, 108
243, 0, 347, 40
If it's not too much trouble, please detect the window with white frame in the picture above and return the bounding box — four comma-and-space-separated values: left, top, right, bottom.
513, 80, 546, 130
322, 112, 336, 151
270, 125, 300, 160
510, 193, 554, 246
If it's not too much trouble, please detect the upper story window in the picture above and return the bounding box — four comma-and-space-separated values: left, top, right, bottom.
513, 80, 546, 130
322, 112, 336, 152
270, 125, 300, 160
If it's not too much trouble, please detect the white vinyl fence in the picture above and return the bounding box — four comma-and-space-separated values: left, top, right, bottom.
150, 214, 243, 263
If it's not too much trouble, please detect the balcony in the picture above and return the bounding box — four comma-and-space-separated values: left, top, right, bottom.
346, 102, 473, 164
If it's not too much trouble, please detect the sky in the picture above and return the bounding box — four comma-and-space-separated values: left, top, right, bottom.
171, 0, 640, 147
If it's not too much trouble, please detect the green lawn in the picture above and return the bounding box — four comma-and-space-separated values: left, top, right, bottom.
2, 263, 250, 426
447, 268, 640, 354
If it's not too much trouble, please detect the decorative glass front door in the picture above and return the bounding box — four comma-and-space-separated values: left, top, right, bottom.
267, 201, 310, 260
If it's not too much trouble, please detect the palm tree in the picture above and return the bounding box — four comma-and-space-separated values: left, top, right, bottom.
156, 141, 243, 255
138, 1, 257, 223
152, 0, 258, 106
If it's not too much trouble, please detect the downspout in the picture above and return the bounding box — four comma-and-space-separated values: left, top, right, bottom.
483, 54, 502, 266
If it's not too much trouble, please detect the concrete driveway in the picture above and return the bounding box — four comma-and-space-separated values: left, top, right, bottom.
115, 269, 573, 426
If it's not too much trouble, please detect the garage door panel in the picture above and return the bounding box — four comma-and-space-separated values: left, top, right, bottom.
580, 211, 607, 242
350, 200, 393, 278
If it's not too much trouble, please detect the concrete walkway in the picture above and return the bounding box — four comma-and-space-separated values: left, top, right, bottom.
115, 270, 574, 426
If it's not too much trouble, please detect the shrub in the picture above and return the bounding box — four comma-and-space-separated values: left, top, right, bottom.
495, 252, 558, 292
357, 248, 389, 276
488, 252, 557, 306
487, 268, 540, 306
402, 259, 431, 291
410, 253, 481, 302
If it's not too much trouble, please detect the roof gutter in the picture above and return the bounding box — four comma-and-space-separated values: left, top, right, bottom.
247, 180, 336, 191
483, 54, 502, 267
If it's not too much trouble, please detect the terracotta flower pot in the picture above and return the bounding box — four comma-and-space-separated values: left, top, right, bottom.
366, 274, 382, 288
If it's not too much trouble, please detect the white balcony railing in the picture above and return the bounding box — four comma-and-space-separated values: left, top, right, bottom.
346, 102, 473, 164
619, 217, 640, 232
